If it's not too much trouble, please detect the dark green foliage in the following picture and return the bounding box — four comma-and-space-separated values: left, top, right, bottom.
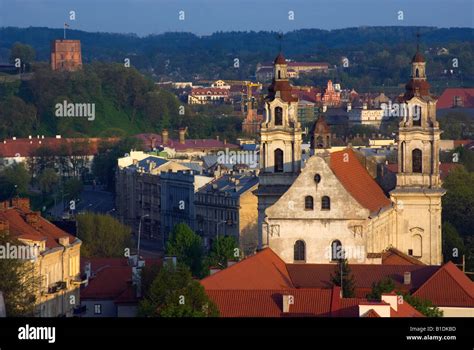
366, 277, 396, 301
330, 258, 355, 298
76, 212, 132, 257
166, 223, 205, 278
138, 263, 219, 317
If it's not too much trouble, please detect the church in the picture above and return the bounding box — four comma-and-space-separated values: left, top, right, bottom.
256, 49, 445, 265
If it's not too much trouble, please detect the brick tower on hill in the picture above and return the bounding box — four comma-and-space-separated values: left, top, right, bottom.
50, 39, 82, 71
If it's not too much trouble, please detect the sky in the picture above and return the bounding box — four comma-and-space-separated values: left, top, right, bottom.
0, 0, 473, 36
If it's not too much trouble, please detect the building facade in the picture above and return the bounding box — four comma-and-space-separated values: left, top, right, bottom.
257, 50, 444, 266
50, 39, 82, 71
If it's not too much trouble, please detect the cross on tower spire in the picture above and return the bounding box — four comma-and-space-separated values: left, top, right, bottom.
416, 30, 421, 52
277, 32, 284, 53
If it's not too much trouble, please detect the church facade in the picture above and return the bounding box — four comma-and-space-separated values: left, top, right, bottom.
256, 50, 444, 266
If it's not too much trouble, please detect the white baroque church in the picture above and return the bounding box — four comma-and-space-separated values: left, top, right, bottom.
256, 50, 445, 265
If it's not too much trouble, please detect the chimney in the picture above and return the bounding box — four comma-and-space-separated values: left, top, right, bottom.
12, 198, 30, 212
224, 139, 227, 145
151, 136, 157, 150
178, 128, 187, 144
363, 102, 368, 110
25, 212, 40, 229
162, 129, 169, 145
346, 103, 352, 112
216, 135, 220, 141
322, 104, 327, 112
282, 295, 294, 313
404, 272, 412, 285
58, 236, 69, 247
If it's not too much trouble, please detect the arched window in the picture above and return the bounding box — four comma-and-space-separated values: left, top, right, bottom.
274, 107, 283, 126
415, 68, 419, 78
274, 148, 284, 173
331, 240, 344, 261
294, 240, 305, 262
412, 234, 422, 257
321, 196, 331, 210
278, 70, 281, 79
412, 149, 422, 173
304, 196, 314, 210
413, 105, 422, 126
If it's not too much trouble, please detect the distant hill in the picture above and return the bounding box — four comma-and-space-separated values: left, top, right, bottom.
0, 26, 473, 85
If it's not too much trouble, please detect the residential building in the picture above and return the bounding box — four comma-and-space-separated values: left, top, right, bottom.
0, 198, 82, 317
195, 173, 259, 255
115, 151, 191, 246
187, 87, 230, 105
160, 170, 213, 241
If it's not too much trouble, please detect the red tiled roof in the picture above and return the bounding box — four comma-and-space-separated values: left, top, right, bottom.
286, 263, 439, 293
206, 289, 333, 317
0, 137, 117, 158
382, 248, 426, 266
361, 309, 381, 317
437, 88, 474, 109
201, 248, 294, 290
0, 204, 76, 249
81, 266, 133, 300
134, 133, 239, 152
191, 88, 229, 96
81, 258, 161, 302
330, 149, 391, 212
413, 262, 474, 307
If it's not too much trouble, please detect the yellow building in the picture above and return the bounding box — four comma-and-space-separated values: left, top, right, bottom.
0, 198, 82, 317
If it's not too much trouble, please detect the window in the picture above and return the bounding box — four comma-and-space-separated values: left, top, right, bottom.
331, 240, 344, 261
412, 149, 422, 173
305, 196, 314, 210
274, 107, 283, 126
413, 105, 422, 126
415, 68, 419, 78
294, 240, 305, 262
412, 234, 422, 257
274, 149, 284, 173
278, 70, 281, 79
314, 173, 321, 183
321, 196, 330, 210
94, 304, 102, 315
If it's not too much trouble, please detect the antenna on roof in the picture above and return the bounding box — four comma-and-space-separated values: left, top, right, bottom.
416, 30, 421, 52
277, 31, 284, 53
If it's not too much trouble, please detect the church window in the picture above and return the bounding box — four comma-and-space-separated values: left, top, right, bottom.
304, 196, 314, 210
321, 196, 331, 210
278, 70, 281, 79
412, 234, 422, 257
294, 240, 306, 262
412, 149, 422, 173
274, 149, 284, 173
314, 173, 321, 183
331, 240, 344, 261
275, 107, 283, 126
413, 105, 422, 126
415, 68, 419, 78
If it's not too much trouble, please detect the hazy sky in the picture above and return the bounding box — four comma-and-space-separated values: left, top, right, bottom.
0, 0, 473, 36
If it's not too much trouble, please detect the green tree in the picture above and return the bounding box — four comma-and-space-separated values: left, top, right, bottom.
0, 234, 40, 316
37, 168, 59, 194
442, 166, 474, 237
76, 212, 132, 257
442, 222, 465, 264
400, 294, 443, 317
330, 258, 356, 298
0, 163, 30, 200
139, 263, 218, 317
0, 96, 37, 138
9, 42, 35, 66
206, 235, 239, 270
366, 277, 395, 301
63, 178, 84, 201
166, 223, 204, 278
